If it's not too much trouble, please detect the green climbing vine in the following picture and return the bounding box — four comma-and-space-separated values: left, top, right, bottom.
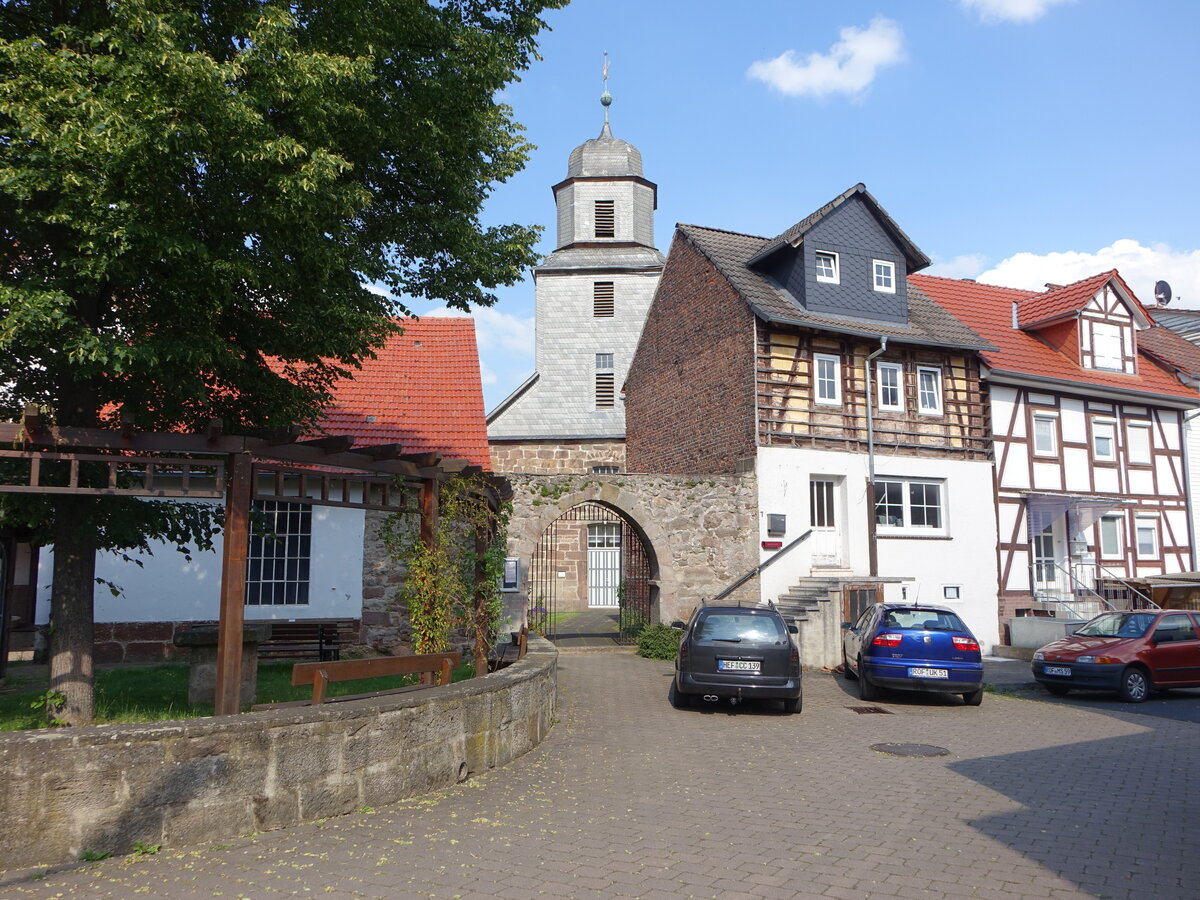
382, 473, 510, 668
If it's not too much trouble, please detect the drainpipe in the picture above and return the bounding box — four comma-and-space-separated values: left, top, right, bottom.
865, 337, 888, 577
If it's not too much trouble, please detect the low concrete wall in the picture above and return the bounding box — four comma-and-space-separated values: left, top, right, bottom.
1008, 616, 1083, 649
0, 637, 557, 870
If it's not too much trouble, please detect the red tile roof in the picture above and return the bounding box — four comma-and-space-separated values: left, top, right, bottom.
1018, 269, 1148, 327
319, 317, 491, 469
909, 273, 1198, 402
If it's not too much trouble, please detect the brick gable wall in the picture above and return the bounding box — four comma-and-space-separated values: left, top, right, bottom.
625, 233, 758, 474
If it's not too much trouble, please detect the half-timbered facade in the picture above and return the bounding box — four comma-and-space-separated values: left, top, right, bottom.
626, 185, 1001, 659
913, 272, 1200, 631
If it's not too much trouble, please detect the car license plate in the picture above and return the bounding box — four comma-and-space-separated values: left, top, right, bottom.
1044, 665, 1071, 677
909, 667, 949, 679
718, 659, 760, 673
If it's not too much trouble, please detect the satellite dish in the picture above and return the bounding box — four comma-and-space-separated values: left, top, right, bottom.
1154, 280, 1172, 305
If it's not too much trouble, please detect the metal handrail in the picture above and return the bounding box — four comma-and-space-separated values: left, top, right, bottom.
1093, 562, 1159, 609
708, 529, 813, 605
1030, 560, 1115, 615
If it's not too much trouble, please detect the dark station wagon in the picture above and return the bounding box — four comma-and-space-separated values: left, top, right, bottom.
671, 603, 803, 713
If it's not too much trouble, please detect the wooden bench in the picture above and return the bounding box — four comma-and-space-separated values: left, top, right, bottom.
249, 618, 359, 661
256, 651, 463, 708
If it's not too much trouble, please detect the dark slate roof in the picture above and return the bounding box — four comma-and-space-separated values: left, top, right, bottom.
745, 183, 931, 273
1137, 325, 1200, 378
679, 224, 993, 351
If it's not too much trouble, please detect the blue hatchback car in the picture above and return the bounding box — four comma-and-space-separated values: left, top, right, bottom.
842, 603, 984, 706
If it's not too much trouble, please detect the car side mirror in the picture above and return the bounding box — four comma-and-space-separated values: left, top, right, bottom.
841, 621, 852, 630
670, 621, 685, 630
1151, 630, 1173, 644
787, 624, 798, 634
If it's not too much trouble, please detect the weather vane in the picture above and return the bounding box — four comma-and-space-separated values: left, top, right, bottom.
601, 51, 612, 125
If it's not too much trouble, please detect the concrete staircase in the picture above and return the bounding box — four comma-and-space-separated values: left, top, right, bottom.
775, 576, 842, 623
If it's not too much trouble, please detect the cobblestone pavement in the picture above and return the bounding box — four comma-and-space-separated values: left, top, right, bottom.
5, 650, 1198, 899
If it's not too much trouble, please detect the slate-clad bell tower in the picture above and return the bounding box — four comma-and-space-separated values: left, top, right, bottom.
487, 90, 665, 475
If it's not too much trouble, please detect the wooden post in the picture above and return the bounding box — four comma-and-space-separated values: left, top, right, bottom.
215, 452, 252, 715
473, 525, 490, 677
419, 476, 439, 551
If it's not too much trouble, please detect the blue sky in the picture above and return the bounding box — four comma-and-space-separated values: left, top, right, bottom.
408, 0, 1200, 411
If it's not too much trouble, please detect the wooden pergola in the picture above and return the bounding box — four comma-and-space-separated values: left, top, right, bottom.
0, 406, 494, 714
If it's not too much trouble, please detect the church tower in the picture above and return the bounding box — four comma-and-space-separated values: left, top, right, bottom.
487, 86, 665, 474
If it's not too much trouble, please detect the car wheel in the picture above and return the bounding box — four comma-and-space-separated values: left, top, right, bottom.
1043, 684, 1070, 696
842, 648, 857, 680
1117, 667, 1150, 703
670, 683, 692, 709
857, 658, 878, 701
962, 688, 983, 706
782, 694, 802, 714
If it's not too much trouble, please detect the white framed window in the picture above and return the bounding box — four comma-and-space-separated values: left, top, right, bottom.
1135, 516, 1159, 558
1099, 515, 1122, 558
1032, 413, 1058, 456
591, 464, 619, 474
1090, 322, 1124, 371
1127, 422, 1152, 465
814, 353, 841, 405
877, 362, 902, 411
245, 501, 312, 606
873, 259, 896, 293
943, 585, 961, 601
874, 478, 945, 533
917, 367, 942, 415
595, 352, 614, 370
1093, 419, 1117, 461
814, 251, 839, 284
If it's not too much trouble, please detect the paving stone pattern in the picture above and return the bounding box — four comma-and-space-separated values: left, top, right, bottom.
5, 651, 1197, 899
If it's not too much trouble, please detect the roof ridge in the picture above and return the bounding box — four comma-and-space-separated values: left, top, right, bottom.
678, 222, 769, 241
909, 273, 1038, 298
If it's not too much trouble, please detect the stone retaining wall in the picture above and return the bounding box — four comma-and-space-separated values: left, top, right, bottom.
0, 637, 557, 871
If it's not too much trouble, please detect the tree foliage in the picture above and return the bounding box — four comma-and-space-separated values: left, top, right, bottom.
0, 0, 561, 722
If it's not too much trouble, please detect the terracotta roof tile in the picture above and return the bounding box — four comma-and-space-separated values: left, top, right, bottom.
910, 273, 1197, 403
318, 317, 491, 469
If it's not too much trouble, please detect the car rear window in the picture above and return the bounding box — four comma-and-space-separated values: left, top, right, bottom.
696, 613, 786, 643
882, 609, 969, 632
1075, 612, 1156, 638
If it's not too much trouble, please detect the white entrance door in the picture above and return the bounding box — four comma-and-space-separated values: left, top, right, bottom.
1032, 519, 1066, 596
587, 523, 621, 608
809, 477, 843, 567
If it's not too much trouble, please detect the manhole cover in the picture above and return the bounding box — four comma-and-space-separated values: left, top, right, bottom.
848, 706, 892, 715
870, 742, 950, 758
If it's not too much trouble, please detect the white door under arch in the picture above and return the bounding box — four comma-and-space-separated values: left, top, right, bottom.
587, 523, 621, 608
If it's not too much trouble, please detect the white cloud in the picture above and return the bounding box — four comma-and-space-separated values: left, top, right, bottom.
925, 253, 990, 280
959, 0, 1074, 25
422, 305, 535, 355
747, 17, 905, 100
975, 239, 1200, 307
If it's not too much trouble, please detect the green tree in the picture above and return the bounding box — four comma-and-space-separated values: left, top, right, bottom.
0, 0, 561, 723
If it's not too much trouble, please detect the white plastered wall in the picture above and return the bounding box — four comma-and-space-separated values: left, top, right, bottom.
35, 502, 365, 623
755, 446, 1000, 650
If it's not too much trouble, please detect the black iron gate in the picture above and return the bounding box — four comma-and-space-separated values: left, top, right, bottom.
528, 502, 652, 643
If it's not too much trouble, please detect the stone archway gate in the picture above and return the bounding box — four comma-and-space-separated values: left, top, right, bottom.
505, 472, 760, 630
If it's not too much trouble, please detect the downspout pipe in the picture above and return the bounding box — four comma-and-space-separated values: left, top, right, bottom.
865, 337, 888, 577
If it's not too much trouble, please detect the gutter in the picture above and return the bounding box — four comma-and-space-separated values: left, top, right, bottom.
983, 368, 1200, 410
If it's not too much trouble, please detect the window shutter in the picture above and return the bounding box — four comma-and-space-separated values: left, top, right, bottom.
594, 200, 615, 238
593, 282, 615, 316
595, 372, 615, 407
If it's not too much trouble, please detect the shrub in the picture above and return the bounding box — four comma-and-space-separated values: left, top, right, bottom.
637, 623, 681, 660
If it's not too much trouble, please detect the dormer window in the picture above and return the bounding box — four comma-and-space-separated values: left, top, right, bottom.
1090, 322, 1124, 371
873, 260, 896, 294
814, 251, 839, 284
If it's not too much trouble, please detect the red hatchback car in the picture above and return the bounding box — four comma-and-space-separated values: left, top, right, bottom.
1031, 609, 1200, 702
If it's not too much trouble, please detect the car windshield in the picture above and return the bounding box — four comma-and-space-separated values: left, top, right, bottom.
1074, 612, 1156, 639
696, 613, 786, 643
882, 609, 969, 632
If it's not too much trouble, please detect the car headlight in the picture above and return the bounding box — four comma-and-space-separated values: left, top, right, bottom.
1076, 655, 1095, 663
1032, 651, 1044, 661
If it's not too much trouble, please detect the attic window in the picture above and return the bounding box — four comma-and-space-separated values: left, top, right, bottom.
593, 282, 615, 317
873, 260, 896, 294
594, 200, 615, 238
815, 251, 839, 284
1090, 322, 1125, 371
